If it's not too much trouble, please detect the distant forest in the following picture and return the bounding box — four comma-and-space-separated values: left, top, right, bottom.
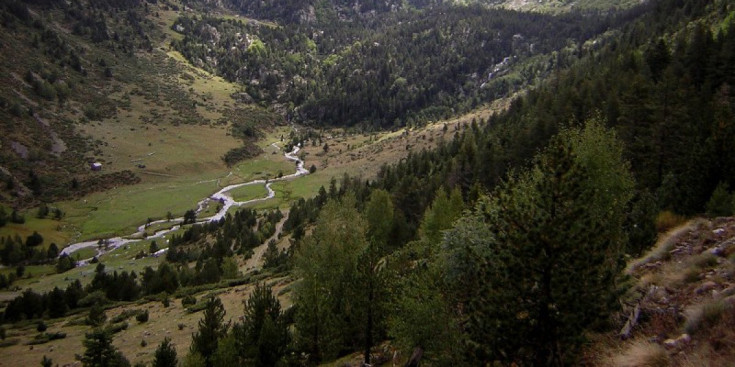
171, 5, 638, 127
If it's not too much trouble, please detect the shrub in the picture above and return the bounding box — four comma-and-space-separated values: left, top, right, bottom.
36, 321, 47, 332
181, 295, 196, 307
706, 182, 733, 217
111, 310, 138, 323
106, 322, 128, 334
136, 310, 149, 323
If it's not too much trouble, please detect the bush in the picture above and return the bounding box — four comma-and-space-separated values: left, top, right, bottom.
706, 182, 733, 217
181, 295, 196, 307
106, 322, 129, 334
136, 310, 149, 323
110, 310, 138, 323
36, 321, 47, 332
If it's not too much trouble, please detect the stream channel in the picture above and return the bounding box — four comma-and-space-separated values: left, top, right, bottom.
59, 143, 309, 264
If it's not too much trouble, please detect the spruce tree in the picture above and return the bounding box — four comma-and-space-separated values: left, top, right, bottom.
190, 296, 228, 367
438, 120, 634, 365
81, 329, 129, 367
153, 337, 178, 367
294, 194, 367, 362
232, 282, 288, 366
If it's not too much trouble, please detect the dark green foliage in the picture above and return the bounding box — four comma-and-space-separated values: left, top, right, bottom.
135, 310, 149, 323
190, 296, 229, 367
88, 263, 141, 301
183, 210, 197, 225
182, 294, 197, 307
706, 182, 733, 217
153, 337, 178, 367
172, 6, 612, 128
294, 195, 369, 362
231, 282, 289, 366
141, 263, 179, 295
37, 203, 49, 218
263, 239, 288, 270
25, 231, 43, 247
47, 243, 58, 258
48, 286, 68, 318
222, 145, 264, 166
81, 329, 130, 367
87, 302, 107, 327
41, 355, 53, 367
56, 254, 76, 273
10, 210, 24, 224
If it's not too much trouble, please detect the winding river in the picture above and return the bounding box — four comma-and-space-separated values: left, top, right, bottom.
59, 143, 309, 262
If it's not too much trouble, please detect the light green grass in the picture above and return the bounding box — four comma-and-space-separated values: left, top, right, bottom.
0, 215, 70, 250
9, 235, 175, 293
58, 176, 223, 241
228, 153, 296, 183
0, 264, 55, 278
229, 184, 269, 202
250, 172, 334, 210
70, 247, 97, 260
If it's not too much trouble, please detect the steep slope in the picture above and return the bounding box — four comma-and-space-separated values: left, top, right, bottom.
0, 0, 278, 208
589, 217, 735, 366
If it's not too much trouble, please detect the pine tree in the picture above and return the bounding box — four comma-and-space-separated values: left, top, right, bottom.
446, 121, 633, 365
48, 286, 68, 318
87, 302, 107, 326
81, 329, 129, 367
294, 194, 367, 362
360, 189, 394, 364
232, 282, 288, 366
190, 297, 228, 367
153, 337, 178, 367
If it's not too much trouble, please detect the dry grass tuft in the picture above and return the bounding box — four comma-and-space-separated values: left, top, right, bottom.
627, 219, 699, 275
611, 340, 671, 367
655, 211, 688, 233
684, 299, 731, 335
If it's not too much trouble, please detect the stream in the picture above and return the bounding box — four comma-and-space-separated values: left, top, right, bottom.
59, 143, 308, 263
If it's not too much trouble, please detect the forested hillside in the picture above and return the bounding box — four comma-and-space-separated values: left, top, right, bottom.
2, 0, 735, 366
0, 0, 277, 207
171, 5, 640, 127
267, 0, 735, 364
125, 0, 735, 364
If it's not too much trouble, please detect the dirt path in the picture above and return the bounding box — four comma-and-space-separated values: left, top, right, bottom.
243, 210, 289, 272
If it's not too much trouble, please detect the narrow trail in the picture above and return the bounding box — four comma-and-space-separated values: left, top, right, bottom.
243, 210, 289, 272
60, 142, 308, 263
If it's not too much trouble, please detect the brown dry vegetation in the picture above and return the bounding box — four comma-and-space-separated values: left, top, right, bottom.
299, 96, 513, 181
589, 217, 735, 367
0, 277, 294, 367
